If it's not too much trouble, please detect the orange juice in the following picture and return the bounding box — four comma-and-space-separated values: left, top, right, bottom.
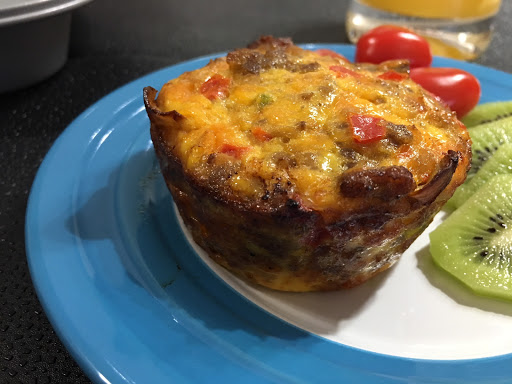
346, 0, 502, 60
359, 0, 501, 19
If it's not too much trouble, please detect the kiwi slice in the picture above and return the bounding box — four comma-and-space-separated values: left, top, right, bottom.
466, 116, 512, 179
449, 143, 512, 209
430, 174, 512, 301
462, 101, 512, 127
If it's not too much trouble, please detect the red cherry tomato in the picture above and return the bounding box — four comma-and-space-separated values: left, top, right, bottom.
355, 25, 432, 68
410, 67, 481, 118
350, 114, 386, 143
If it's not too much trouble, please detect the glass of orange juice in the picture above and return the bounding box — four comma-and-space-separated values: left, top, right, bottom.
346, 0, 502, 60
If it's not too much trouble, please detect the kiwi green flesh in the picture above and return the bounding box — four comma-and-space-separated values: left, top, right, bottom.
467, 116, 512, 179
449, 143, 512, 209
430, 174, 512, 301
462, 101, 512, 127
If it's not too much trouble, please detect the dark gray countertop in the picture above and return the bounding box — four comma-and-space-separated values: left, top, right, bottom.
1, 1, 511, 382
68, 0, 512, 71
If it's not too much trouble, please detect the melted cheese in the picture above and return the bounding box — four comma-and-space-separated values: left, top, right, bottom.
156, 46, 468, 211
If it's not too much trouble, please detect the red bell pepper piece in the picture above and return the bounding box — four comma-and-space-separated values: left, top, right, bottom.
220, 144, 250, 159
350, 114, 387, 143
329, 65, 361, 78
378, 70, 407, 81
252, 127, 273, 142
200, 74, 231, 100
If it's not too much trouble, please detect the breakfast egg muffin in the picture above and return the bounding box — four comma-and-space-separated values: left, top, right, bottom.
144, 36, 471, 291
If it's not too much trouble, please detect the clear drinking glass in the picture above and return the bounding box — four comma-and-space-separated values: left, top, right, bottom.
346, 0, 502, 60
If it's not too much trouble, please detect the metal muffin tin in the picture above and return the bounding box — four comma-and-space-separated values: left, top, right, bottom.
0, 0, 92, 93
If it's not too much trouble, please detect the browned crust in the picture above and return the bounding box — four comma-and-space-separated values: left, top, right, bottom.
409, 150, 459, 206
144, 87, 184, 121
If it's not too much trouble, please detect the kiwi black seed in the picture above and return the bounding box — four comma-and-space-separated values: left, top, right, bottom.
430, 174, 512, 301
462, 101, 512, 127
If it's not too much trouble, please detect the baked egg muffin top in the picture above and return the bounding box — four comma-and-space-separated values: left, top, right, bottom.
147, 36, 470, 217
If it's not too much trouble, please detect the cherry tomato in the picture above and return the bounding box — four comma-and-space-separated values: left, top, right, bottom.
200, 74, 231, 100
350, 114, 386, 143
355, 25, 432, 68
410, 67, 481, 118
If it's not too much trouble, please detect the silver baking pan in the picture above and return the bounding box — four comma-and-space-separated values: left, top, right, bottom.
0, 0, 92, 93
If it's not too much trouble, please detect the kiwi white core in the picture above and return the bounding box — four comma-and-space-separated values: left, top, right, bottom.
492, 228, 512, 248
178, 209, 512, 360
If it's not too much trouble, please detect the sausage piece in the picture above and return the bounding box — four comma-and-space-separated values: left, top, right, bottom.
340, 166, 417, 200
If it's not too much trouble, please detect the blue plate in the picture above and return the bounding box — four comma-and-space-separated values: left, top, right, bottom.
26, 45, 512, 383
